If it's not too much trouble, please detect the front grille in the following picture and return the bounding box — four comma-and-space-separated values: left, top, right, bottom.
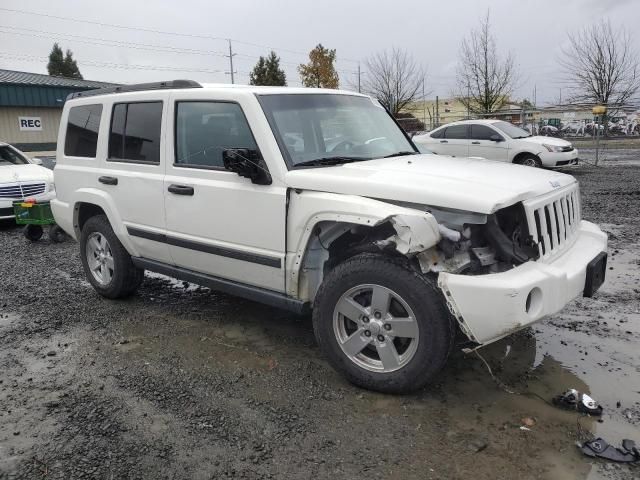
523, 183, 581, 260
0, 182, 46, 199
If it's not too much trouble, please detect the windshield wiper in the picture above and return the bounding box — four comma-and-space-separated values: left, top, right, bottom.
381, 151, 418, 158
294, 156, 370, 167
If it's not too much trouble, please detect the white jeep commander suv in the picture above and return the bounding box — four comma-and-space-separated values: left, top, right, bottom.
52, 81, 607, 393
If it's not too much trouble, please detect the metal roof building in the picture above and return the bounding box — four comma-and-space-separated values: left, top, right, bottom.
0, 69, 116, 152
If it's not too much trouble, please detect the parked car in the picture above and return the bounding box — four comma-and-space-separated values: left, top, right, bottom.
413, 120, 579, 168
52, 82, 607, 393
0, 142, 55, 220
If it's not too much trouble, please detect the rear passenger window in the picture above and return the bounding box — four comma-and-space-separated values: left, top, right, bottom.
64, 104, 103, 157
429, 128, 444, 139
175, 101, 258, 168
108, 102, 162, 164
443, 125, 468, 139
470, 125, 498, 140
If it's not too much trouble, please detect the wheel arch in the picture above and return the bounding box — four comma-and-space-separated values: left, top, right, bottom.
286, 191, 441, 303
71, 189, 139, 256
512, 151, 540, 164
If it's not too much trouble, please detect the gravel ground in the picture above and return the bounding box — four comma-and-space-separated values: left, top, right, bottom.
0, 150, 639, 480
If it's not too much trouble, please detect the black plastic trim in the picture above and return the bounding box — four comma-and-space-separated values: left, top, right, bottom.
583, 251, 607, 297
127, 227, 282, 268
132, 257, 308, 314
0, 207, 14, 217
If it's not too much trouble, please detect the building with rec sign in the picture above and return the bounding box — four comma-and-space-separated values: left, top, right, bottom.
0, 69, 115, 152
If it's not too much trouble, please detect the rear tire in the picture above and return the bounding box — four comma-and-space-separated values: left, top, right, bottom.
80, 215, 143, 299
24, 224, 43, 242
312, 253, 454, 393
516, 154, 542, 168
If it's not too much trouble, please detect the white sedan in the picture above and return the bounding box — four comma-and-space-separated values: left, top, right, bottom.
0, 142, 55, 220
413, 119, 579, 168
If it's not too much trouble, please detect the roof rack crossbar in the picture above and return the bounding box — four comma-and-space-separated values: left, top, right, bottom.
66, 79, 202, 100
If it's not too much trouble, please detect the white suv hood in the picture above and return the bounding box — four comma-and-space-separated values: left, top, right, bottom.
285, 154, 576, 214
0, 164, 53, 183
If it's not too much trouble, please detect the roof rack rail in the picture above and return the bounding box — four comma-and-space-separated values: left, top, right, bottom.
66, 79, 202, 100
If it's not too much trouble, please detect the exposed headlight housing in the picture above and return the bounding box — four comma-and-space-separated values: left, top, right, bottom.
48, 181, 56, 192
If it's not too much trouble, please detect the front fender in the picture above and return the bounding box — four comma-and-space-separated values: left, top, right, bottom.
286, 190, 440, 299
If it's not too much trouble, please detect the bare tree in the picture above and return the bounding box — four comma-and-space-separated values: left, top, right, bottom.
560, 20, 640, 131
363, 48, 426, 116
455, 11, 516, 115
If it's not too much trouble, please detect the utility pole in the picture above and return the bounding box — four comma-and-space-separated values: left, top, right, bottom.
435, 95, 440, 127
466, 82, 470, 119
559, 87, 562, 105
422, 78, 426, 129
225, 39, 237, 84
357, 63, 361, 93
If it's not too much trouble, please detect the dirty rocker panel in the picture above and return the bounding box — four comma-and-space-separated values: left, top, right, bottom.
131, 257, 309, 314
126, 226, 282, 268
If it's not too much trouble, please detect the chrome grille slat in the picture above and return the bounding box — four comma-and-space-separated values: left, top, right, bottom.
524, 183, 581, 261
0, 182, 46, 199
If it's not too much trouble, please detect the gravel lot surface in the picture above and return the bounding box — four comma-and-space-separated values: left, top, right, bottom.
1, 150, 638, 480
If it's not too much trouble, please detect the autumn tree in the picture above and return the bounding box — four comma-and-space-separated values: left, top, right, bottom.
249, 51, 287, 86
560, 20, 640, 134
363, 48, 425, 116
454, 11, 516, 115
298, 44, 339, 88
47, 43, 83, 79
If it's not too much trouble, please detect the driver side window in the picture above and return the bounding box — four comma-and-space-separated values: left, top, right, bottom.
175, 101, 257, 168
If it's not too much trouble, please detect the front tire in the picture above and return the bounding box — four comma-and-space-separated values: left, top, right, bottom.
80, 215, 143, 299
312, 254, 454, 393
516, 154, 542, 168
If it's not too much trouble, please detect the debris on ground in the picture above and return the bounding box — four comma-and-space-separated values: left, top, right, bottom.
553, 389, 603, 416
581, 437, 640, 463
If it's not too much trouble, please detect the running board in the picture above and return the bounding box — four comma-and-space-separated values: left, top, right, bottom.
132, 257, 310, 315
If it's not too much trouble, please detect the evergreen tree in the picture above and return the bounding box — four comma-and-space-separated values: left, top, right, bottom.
47, 43, 65, 77
250, 51, 286, 86
47, 43, 83, 79
298, 44, 339, 88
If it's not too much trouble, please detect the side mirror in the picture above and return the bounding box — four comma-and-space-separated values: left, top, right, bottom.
31, 157, 43, 165
222, 149, 271, 185
489, 134, 503, 142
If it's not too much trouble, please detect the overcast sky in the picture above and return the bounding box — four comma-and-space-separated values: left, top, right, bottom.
1, 0, 638, 105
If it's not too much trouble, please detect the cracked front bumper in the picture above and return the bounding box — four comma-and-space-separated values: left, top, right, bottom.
438, 220, 607, 346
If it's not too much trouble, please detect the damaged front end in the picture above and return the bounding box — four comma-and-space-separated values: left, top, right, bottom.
421, 204, 540, 276
377, 202, 540, 277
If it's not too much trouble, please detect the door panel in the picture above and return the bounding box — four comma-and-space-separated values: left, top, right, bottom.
100, 94, 171, 263
164, 96, 287, 292
438, 124, 469, 157
468, 124, 509, 161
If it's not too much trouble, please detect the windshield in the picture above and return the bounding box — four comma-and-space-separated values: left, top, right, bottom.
0, 146, 29, 166
492, 121, 531, 139
258, 94, 416, 167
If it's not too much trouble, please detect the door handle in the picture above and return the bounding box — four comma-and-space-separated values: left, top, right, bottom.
440, 140, 448, 143
471, 141, 481, 144
168, 184, 194, 196
98, 176, 118, 185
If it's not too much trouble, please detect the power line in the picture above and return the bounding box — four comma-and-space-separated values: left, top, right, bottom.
0, 51, 225, 74
0, 25, 229, 57
0, 6, 360, 64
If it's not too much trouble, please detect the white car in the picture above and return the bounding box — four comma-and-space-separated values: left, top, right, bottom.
413, 119, 579, 168
0, 142, 55, 220
52, 82, 607, 393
